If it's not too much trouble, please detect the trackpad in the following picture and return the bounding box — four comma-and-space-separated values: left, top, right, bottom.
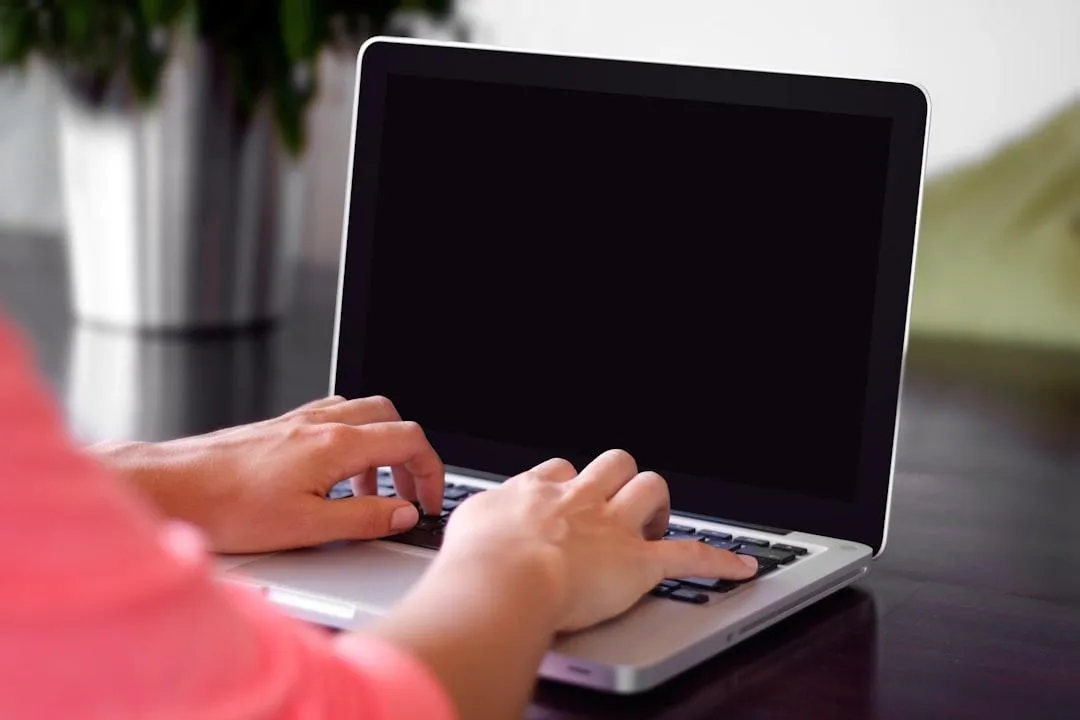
233, 541, 434, 616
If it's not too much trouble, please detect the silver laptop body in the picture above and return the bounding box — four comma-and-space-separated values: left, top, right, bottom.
226, 38, 930, 694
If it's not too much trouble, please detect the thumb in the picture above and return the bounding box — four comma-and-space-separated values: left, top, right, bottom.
305, 495, 420, 542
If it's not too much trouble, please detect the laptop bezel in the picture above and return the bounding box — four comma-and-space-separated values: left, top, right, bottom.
331, 37, 930, 557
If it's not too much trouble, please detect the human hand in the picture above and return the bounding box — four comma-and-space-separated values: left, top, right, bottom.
436, 449, 758, 633
93, 395, 444, 553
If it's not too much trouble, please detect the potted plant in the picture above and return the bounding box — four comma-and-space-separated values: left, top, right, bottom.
0, 1, 458, 330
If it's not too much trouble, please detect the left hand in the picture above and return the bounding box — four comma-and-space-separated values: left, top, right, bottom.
437, 450, 756, 632
92, 395, 445, 553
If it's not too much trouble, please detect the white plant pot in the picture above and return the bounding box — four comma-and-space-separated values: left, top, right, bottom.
56, 40, 307, 331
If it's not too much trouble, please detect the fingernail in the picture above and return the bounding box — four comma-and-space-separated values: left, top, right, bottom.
391, 504, 419, 532
738, 554, 758, 572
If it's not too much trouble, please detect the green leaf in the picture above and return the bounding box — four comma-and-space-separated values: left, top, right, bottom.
228, 50, 262, 122
274, 78, 306, 156
271, 38, 317, 157
0, 9, 35, 65
403, 0, 453, 16
280, 0, 316, 60
129, 15, 168, 102
139, 0, 187, 26
140, 0, 166, 24
64, 0, 95, 50
0, 0, 464, 151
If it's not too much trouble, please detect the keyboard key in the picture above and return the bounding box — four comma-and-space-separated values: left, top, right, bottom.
383, 484, 482, 551
737, 545, 797, 565
326, 481, 353, 500
412, 519, 445, 537
444, 486, 470, 500
668, 588, 709, 604
772, 543, 808, 556
385, 530, 442, 550
755, 562, 780, 579
749, 557, 780, 576
673, 576, 728, 591
666, 548, 783, 596
667, 524, 696, 534
705, 558, 781, 592
708, 579, 740, 593
701, 538, 742, 552
650, 581, 680, 597
387, 512, 447, 549
734, 536, 770, 547
663, 531, 697, 541
673, 551, 780, 589
697, 530, 733, 542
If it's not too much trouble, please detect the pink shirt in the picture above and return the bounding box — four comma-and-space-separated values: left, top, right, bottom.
0, 315, 457, 719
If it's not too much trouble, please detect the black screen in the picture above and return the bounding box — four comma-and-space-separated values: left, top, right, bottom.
356, 73, 893, 503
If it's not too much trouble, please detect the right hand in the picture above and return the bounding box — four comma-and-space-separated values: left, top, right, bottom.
439, 449, 758, 633
93, 394, 445, 554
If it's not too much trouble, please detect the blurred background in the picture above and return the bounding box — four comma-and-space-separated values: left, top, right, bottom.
2, 0, 1080, 456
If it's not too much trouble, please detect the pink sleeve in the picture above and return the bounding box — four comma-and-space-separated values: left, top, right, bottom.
0, 315, 456, 720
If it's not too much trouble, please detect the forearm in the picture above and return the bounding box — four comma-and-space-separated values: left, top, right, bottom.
89, 440, 164, 505
88, 439, 214, 524
365, 547, 562, 720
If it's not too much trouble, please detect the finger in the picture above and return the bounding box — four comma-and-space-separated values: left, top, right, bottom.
608, 471, 670, 540
391, 465, 418, 506
315, 422, 444, 515
650, 539, 758, 581
301, 495, 421, 543
294, 395, 346, 412
351, 467, 378, 497
301, 397, 413, 504
528, 457, 578, 482
573, 449, 638, 499
304, 395, 401, 427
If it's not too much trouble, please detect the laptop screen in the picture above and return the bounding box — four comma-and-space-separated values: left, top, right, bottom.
350, 70, 894, 507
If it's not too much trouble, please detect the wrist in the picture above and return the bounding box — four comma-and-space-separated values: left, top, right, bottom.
370, 544, 563, 720
428, 541, 566, 634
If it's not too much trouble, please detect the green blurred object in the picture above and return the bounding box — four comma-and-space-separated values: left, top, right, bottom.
911, 100, 1080, 349
0, 0, 457, 155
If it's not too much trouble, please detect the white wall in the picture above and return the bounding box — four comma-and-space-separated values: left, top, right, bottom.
465, 0, 1080, 176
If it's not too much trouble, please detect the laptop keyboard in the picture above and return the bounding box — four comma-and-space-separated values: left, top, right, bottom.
326, 473, 480, 551
327, 474, 810, 605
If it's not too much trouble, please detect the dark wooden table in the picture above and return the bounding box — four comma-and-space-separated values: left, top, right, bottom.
3, 232, 1078, 719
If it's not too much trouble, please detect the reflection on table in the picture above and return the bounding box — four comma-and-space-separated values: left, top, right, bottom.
66, 323, 277, 442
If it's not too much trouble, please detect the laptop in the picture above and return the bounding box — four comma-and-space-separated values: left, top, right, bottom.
226, 37, 930, 693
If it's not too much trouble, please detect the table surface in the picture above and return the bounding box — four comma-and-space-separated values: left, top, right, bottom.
2, 232, 1078, 720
